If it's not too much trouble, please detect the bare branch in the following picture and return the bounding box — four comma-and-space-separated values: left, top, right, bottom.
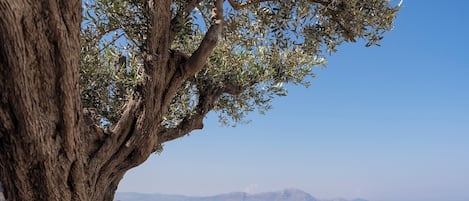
183, 0, 224, 78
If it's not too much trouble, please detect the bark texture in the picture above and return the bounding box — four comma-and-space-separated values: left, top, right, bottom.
0, 0, 225, 200
0, 0, 85, 200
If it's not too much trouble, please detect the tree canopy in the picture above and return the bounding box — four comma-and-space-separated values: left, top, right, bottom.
81, 0, 399, 144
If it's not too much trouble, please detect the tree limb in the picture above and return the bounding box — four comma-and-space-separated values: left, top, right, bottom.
227, 0, 272, 10
227, 0, 331, 10
308, 0, 331, 6
156, 77, 247, 145
157, 86, 220, 144
183, 0, 224, 78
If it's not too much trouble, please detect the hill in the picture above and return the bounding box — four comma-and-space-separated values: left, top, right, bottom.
115, 188, 367, 201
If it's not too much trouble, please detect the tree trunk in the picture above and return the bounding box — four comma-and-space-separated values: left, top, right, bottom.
0, 0, 88, 200
0, 0, 221, 199
0, 0, 172, 200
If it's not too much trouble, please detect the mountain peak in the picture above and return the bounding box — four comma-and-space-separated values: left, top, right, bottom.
270, 188, 317, 201
283, 188, 308, 194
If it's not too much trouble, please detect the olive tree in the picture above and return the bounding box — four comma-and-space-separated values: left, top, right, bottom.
0, 0, 399, 200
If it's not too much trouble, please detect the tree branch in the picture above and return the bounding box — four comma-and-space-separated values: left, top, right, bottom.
183, 0, 224, 78
227, 0, 331, 10
156, 77, 247, 145
157, 86, 220, 144
227, 0, 272, 10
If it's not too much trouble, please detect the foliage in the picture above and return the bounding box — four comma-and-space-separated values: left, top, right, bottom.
80, 0, 399, 127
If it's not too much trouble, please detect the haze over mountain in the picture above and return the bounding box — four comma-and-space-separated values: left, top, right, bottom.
115, 188, 368, 201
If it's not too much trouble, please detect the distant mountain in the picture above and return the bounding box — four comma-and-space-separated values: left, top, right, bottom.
115, 192, 194, 201
321, 199, 368, 201
115, 188, 368, 201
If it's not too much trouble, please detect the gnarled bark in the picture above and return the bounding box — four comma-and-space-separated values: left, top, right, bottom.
0, 0, 224, 200
0, 0, 85, 200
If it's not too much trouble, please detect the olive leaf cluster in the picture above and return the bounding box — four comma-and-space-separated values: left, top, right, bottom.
80, 0, 399, 127
81, 0, 145, 126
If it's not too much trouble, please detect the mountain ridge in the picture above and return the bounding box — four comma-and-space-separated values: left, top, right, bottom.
115, 188, 368, 201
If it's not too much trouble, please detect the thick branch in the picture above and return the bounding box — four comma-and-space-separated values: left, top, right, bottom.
86, 100, 140, 184
226, 0, 332, 10
157, 88, 220, 144
84, 0, 173, 192
157, 77, 247, 145
157, 113, 205, 144
227, 0, 332, 10
183, 0, 224, 78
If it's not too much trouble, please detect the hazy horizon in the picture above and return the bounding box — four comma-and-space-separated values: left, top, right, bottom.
117, 1, 469, 201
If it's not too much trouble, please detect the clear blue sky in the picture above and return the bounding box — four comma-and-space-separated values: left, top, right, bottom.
118, 1, 469, 201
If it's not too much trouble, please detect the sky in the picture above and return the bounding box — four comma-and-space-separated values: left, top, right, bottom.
117, 1, 469, 201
